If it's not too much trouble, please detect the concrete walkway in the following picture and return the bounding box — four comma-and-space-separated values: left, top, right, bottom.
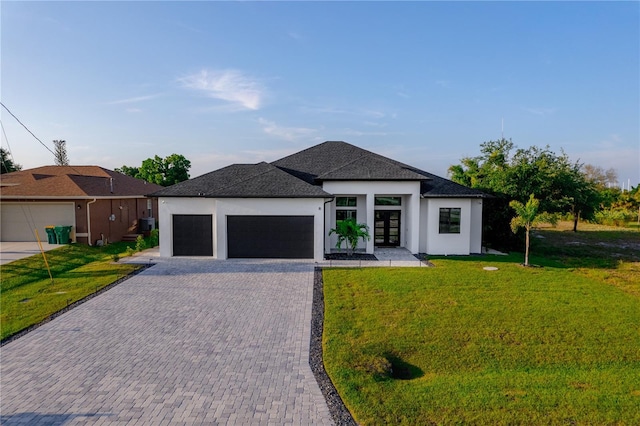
321, 247, 428, 268
0, 259, 333, 425
0, 241, 64, 265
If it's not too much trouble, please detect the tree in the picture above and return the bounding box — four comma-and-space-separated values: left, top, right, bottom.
119, 154, 191, 186
0, 148, 22, 174
53, 140, 69, 165
509, 195, 556, 266
448, 139, 605, 248
329, 218, 371, 256
114, 165, 140, 178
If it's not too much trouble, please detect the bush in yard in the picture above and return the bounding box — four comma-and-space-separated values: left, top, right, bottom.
147, 229, 159, 248
135, 235, 147, 252
329, 217, 371, 255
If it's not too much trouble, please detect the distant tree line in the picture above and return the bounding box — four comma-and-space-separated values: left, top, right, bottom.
116, 154, 191, 187
449, 139, 639, 251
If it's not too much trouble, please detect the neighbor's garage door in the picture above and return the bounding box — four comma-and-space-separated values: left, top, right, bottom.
0, 202, 75, 242
172, 214, 213, 256
227, 216, 314, 259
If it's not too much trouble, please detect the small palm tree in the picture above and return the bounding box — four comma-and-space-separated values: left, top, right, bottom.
510, 194, 556, 266
329, 218, 371, 256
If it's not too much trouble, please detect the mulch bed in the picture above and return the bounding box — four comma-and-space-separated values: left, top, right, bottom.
310, 268, 357, 425
324, 252, 378, 261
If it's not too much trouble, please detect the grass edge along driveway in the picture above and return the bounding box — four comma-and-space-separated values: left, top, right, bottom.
322, 257, 640, 425
1, 243, 141, 342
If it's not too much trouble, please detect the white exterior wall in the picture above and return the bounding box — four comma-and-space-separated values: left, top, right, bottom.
423, 198, 472, 255
158, 197, 325, 260
470, 199, 483, 254
158, 197, 216, 257
322, 181, 421, 253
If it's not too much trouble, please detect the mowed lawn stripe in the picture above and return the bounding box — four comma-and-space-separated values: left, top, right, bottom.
322, 258, 640, 425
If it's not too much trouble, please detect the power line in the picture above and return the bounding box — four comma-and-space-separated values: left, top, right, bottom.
0, 102, 86, 176
0, 101, 57, 158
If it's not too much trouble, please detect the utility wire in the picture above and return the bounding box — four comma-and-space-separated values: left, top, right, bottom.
1, 101, 57, 157
0, 101, 87, 177
1, 119, 16, 156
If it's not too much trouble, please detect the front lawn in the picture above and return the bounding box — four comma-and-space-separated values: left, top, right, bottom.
322, 255, 640, 424
1, 243, 142, 341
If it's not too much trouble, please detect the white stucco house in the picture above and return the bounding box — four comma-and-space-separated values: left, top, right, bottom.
150, 141, 486, 260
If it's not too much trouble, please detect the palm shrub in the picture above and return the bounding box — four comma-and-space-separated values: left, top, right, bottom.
329, 218, 371, 256
510, 194, 557, 266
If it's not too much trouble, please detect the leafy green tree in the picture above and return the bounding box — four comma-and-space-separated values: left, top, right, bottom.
118, 154, 191, 186
509, 195, 557, 266
0, 148, 21, 173
449, 139, 605, 247
329, 218, 371, 256
114, 165, 140, 178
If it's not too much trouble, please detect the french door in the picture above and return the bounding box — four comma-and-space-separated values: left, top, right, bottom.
374, 210, 401, 247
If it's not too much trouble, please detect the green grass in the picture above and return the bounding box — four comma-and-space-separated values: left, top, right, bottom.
1, 242, 142, 341
323, 228, 640, 424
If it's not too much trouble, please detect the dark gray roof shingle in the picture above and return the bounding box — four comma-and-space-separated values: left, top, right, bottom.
272, 141, 486, 197
272, 141, 427, 184
149, 162, 331, 198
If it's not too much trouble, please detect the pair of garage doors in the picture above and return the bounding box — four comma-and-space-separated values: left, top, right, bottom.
172, 215, 314, 259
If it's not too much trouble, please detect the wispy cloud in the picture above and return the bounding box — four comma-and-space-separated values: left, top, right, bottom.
522, 106, 557, 116
179, 69, 265, 111
258, 118, 317, 141
106, 94, 161, 105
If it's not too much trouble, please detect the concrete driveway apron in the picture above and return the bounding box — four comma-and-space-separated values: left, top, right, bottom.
0, 259, 333, 425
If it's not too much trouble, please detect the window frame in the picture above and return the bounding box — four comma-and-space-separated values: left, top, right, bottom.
374, 196, 402, 206
336, 209, 357, 224
336, 197, 357, 207
439, 207, 461, 234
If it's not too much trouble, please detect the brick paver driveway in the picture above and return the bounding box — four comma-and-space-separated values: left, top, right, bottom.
1, 259, 333, 425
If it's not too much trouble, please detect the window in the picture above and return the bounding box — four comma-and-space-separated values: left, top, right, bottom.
439, 208, 461, 234
336, 197, 357, 207
375, 196, 402, 206
336, 210, 357, 223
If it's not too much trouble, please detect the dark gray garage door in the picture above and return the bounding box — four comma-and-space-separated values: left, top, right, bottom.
173, 214, 213, 256
227, 216, 314, 259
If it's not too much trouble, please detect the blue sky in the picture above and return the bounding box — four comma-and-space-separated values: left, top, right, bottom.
2, 1, 639, 186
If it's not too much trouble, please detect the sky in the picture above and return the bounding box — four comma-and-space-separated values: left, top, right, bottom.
2, 1, 639, 187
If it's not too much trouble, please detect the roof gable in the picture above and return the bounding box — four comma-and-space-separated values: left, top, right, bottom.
272, 141, 486, 198
150, 162, 331, 198
317, 155, 427, 181
272, 141, 430, 183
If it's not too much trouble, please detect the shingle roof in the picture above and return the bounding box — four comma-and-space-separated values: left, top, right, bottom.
149, 162, 331, 198
272, 141, 486, 198
0, 166, 163, 198
273, 141, 427, 184
418, 171, 486, 198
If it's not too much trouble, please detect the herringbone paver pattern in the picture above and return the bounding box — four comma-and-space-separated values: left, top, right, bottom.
1, 259, 333, 425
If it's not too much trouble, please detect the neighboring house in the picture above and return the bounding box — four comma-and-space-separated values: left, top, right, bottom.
152, 141, 486, 261
0, 166, 162, 245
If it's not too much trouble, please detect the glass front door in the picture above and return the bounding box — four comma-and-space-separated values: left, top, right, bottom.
375, 210, 401, 246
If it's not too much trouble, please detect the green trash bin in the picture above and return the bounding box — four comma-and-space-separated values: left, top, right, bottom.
54, 226, 72, 244
45, 226, 57, 244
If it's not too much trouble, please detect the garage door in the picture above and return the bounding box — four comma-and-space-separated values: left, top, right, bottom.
173, 214, 213, 256
0, 203, 75, 242
227, 216, 314, 259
